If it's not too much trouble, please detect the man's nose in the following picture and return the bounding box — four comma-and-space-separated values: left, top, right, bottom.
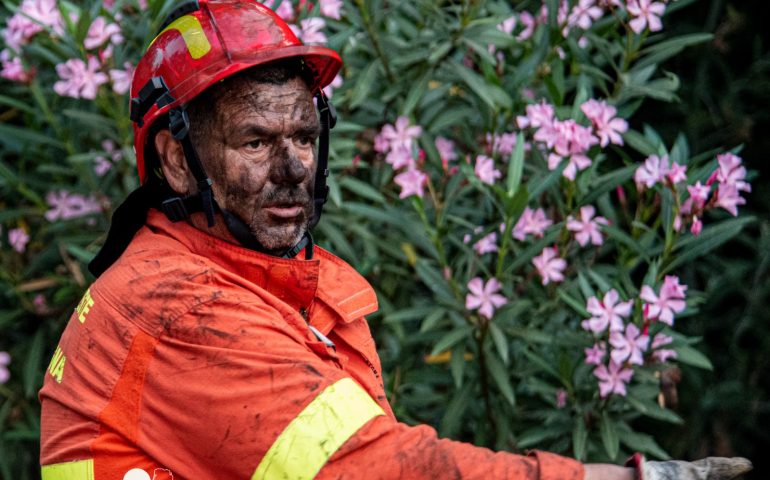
270, 145, 307, 185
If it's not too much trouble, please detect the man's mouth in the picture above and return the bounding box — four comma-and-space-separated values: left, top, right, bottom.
263, 203, 304, 218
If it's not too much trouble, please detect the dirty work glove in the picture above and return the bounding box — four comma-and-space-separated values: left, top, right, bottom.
627, 453, 753, 480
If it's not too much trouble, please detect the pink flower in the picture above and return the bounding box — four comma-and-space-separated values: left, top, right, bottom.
512, 207, 552, 241
651, 333, 673, 349
109, 61, 134, 95
466, 277, 508, 319
640, 275, 687, 325
517, 11, 537, 40
566, 205, 608, 247
683, 181, 711, 213
517, 101, 555, 129
650, 334, 677, 362
323, 73, 343, 99
274, 0, 294, 21
84, 16, 123, 50
2, 0, 64, 50
0, 49, 32, 82
486, 132, 519, 157
584, 342, 607, 366
609, 323, 649, 365
8, 228, 29, 253
532, 246, 567, 285
687, 216, 702, 236
319, 0, 343, 20
435, 136, 457, 165
380, 116, 422, 152
473, 232, 498, 255
568, 0, 603, 30
581, 289, 634, 334
634, 154, 684, 189
394, 169, 427, 199
667, 162, 687, 184
44, 190, 102, 221
714, 183, 747, 216
53, 57, 108, 100
627, 0, 666, 34
0, 351, 10, 385
291, 17, 327, 45
474, 155, 501, 185
497, 16, 517, 35
94, 140, 121, 176
385, 145, 414, 170
594, 360, 634, 397
580, 99, 628, 147
716, 153, 751, 192
555, 388, 568, 408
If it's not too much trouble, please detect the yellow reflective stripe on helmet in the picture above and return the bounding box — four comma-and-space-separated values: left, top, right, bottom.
252, 377, 385, 480
149, 15, 211, 60
41, 459, 94, 480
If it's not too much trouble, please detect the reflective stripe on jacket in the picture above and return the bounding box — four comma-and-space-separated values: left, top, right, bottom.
39, 209, 583, 479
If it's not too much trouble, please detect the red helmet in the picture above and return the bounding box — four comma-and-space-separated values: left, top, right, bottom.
130, 0, 342, 182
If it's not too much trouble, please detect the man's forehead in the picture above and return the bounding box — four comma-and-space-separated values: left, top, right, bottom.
215, 78, 316, 121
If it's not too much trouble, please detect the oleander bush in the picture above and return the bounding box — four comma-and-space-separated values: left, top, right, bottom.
0, 0, 759, 477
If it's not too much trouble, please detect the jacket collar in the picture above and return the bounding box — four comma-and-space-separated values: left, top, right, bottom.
145, 210, 378, 324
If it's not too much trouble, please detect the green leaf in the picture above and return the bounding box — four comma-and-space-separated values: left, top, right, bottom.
516, 423, 568, 449
675, 343, 714, 370
449, 60, 512, 110
600, 411, 620, 460
415, 260, 456, 303
623, 129, 658, 156
420, 308, 447, 333
402, 70, 431, 117
506, 132, 525, 196
339, 176, 386, 204
450, 343, 466, 388
23, 329, 45, 398
635, 33, 714, 70
521, 348, 562, 383
486, 351, 515, 407
430, 325, 473, 356
0, 123, 65, 151
489, 322, 509, 365
580, 164, 636, 206
349, 60, 381, 109
664, 216, 756, 273
626, 395, 684, 424
603, 224, 651, 261
618, 423, 671, 460
558, 290, 589, 317
572, 416, 588, 461
439, 381, 474, 438
384, 305, 439, 324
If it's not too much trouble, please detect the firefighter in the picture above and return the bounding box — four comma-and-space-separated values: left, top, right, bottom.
39, 1, 751, 479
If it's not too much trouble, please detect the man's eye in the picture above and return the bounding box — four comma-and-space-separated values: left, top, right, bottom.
298, 136, 314, 146
247, 139, 263, 149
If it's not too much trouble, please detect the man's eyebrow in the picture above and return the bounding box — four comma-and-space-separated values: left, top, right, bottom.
294, 124, 322, 137
235, 123, 277, 138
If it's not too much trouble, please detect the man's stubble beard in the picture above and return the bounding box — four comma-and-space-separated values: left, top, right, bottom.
246, 181, 315, 252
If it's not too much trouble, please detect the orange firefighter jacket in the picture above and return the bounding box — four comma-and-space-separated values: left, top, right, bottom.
39, 209, 584, 480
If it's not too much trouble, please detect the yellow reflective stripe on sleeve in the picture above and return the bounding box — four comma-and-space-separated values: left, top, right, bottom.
252, 377, 385, 480
148, 15, 211, 59
41, 459, 94, 480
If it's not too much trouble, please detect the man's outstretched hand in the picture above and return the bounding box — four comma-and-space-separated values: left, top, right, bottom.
640, 456, 753, 480
583, 456, 752, 480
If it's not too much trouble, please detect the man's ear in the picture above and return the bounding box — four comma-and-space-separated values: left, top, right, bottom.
155, 129, 191, 195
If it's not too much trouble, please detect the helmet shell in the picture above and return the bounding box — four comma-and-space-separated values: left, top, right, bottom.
131, 0, 342, 182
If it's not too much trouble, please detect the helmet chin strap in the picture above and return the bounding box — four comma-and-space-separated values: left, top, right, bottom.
159, 91, 335, 260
